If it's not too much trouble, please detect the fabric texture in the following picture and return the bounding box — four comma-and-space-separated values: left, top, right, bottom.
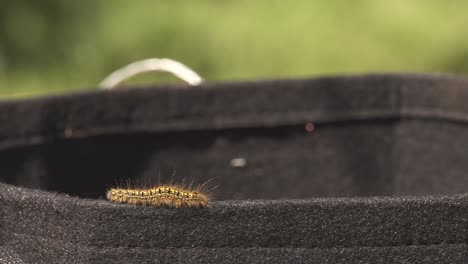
1, 73, 468, 263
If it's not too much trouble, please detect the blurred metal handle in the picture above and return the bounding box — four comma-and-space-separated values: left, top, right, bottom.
98, 58, 204, 90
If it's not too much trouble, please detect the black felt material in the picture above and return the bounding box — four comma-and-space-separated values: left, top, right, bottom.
1, 73, 468, 263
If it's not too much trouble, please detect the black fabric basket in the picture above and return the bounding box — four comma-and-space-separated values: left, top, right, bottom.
1, 73, 468, 263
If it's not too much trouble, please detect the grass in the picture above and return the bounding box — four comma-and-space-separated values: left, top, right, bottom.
1, 0, 468, 98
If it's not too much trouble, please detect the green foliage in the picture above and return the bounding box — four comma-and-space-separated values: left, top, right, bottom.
1, 0, 468, 98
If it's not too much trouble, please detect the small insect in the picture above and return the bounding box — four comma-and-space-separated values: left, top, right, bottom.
106, 182, 211, 208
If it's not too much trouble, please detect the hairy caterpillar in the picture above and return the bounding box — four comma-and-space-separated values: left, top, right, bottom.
106, 184, 210, 208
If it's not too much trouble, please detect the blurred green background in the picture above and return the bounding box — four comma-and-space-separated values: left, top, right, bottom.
1, 0, 468, 98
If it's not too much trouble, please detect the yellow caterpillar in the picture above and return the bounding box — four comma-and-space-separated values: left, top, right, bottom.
106, 185, 209, 208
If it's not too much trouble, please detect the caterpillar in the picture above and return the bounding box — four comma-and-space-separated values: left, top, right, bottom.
106, 184, 210, 208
